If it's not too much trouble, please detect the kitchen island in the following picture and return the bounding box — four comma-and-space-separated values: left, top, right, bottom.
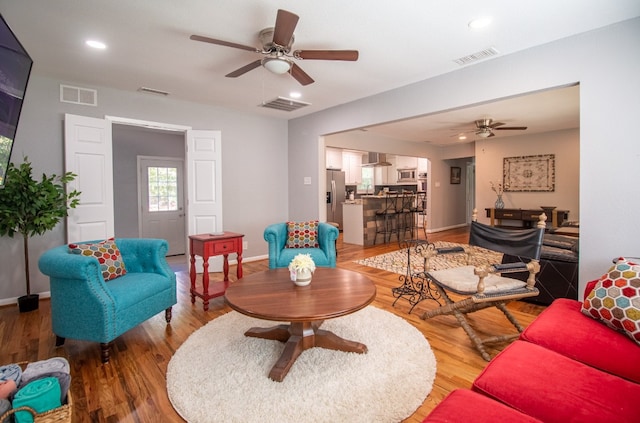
343, 194, 420, 246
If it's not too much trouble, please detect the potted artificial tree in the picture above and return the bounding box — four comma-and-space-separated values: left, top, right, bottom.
0, 158, 80, 312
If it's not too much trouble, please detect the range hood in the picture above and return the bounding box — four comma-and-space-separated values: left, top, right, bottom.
362, 152, 392, 167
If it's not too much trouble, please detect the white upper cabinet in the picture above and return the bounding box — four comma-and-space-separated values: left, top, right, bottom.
343, 151, 363, 184
418, 158, 429, 173
396, 155, 418, 169
326, 147, 343, 170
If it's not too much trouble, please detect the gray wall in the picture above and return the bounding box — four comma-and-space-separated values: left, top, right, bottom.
288, 18, 640, 297
0, 75, 288, 302
112, 125, 185, 238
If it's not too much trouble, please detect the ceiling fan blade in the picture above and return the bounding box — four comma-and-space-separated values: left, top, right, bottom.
273, 9, 299, 47
225, 60, 262, 78
290, 63, 314, 86
495, 126, 528, 130
294, 50, 359, 61
487, 121, 506, 128
190, 34, 259, 53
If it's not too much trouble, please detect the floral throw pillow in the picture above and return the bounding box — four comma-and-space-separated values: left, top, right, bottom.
581, 257, 640, 345
285, 221, 320, 248
68, 238, 127, 281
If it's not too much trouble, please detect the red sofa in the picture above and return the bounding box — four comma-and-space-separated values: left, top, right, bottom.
423, 281, 640, 423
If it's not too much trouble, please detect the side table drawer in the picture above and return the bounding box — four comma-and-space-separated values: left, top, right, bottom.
522, 210, 544, 221
214, 240, 237, 254
495, 210, 522, 219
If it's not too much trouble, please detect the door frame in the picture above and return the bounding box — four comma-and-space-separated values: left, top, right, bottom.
107, 115, 192, 252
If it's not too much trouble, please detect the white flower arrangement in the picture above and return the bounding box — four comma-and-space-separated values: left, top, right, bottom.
288, 253, 316, 273
490, 181, 504, 196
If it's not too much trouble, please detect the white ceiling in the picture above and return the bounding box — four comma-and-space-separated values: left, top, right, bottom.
1, 1, 639, 143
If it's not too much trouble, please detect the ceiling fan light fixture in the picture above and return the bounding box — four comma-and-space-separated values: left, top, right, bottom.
262, 57, 291, 74
477, 129, 492, 138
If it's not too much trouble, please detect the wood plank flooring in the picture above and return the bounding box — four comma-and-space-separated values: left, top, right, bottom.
0, 227, 545, 422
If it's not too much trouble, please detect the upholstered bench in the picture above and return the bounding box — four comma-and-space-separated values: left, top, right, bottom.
503, 233, 579, 305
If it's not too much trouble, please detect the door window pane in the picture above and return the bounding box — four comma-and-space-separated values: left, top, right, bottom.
148, 167, 178, 211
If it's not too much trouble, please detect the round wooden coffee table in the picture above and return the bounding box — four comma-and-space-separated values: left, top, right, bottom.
225, 267, 377, 382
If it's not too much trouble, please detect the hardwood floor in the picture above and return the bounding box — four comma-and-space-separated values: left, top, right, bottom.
0, 227, 546, 422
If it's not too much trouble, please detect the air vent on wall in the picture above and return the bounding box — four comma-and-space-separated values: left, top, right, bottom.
259, 96, 310, 112
453, 47, 500, 66
138, 86, 170, 96
60, 84, 97, 106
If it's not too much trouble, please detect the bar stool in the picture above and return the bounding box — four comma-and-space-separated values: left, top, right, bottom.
412, 191, 427, 239
396, 192, 414, 243
374, 193, 398, 244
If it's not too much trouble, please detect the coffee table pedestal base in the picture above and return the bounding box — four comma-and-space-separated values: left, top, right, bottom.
245, 321, 368, 382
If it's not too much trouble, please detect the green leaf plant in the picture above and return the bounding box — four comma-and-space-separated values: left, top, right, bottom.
0, 158, 81, 296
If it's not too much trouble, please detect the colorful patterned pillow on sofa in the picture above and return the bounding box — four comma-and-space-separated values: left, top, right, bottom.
582, 257, 640, 345
69, 238, 127, 281
285, 221, 320, 248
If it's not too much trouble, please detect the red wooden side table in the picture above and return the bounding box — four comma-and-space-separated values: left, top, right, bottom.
189, 232, 244, 311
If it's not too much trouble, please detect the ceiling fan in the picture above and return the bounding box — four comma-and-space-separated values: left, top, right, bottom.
189, 9, 359, 86
454, 119, 528, 138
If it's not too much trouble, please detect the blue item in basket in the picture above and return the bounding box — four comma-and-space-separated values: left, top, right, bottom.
0, 363, 22, 386
12, 377, 62, 423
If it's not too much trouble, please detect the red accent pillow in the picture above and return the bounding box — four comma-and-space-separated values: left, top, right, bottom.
69, 238, 127, 281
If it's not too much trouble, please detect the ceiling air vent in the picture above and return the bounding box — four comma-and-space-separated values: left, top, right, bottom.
453, 47, 500, 66
60, 84, 97, 106
260, 96, 310, 112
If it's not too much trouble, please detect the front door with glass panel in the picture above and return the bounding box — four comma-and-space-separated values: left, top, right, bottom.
139, 156, 186, 256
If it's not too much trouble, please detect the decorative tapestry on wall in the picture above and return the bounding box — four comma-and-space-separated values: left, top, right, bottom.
503, 154, 555, 192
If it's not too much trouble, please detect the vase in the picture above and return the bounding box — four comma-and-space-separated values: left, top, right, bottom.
292, 268, 313, 286
495, 195, 505, 209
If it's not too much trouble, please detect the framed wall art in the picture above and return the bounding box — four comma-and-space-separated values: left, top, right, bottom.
503, 154, 555, 192
450, 166, 461, 184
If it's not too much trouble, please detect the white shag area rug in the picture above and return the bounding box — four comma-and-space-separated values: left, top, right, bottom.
167, 306, 436, 423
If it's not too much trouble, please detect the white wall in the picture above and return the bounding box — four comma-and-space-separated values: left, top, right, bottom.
0, 75, 289, 302
288, 18, 640, 296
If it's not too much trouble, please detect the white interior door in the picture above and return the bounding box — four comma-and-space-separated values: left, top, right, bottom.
139, 156, 186, 255
64, 114, 113, 242
187, 130, 223, 272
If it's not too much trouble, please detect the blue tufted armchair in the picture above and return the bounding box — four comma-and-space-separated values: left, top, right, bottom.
263, 222, 339, 269
38, 238, 176, 363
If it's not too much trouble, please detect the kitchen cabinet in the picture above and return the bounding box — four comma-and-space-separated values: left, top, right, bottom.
374, 155, 396, 184
418, 158, 428, 173
326, 147, 343, 170
342, 203, 364, 245
343, 151, 363, 184
396, 155, 418, 169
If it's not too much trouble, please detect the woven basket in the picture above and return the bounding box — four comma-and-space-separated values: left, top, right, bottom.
0, 361, 72, 423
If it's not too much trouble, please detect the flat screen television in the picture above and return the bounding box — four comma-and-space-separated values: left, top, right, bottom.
0, 13, 33, 187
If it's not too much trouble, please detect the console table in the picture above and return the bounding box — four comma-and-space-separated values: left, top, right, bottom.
189, 231, 244, 311
485, 208, 569, 229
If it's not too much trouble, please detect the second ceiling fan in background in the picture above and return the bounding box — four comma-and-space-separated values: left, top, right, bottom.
190, 9, 359, 86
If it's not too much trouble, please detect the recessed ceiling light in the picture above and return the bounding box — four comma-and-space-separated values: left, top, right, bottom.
289, 91, 301, 99
86, 40, 107, 49
458, 135, 467, 140
468, 16, 492, 29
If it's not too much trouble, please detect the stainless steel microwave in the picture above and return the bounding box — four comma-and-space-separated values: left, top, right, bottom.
397, 168, 417, 182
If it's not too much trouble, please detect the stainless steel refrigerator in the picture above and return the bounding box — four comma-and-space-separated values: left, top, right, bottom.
326, 170, 345, 229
